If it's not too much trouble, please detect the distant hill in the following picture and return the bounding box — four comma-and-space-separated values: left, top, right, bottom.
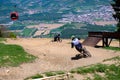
0, 0, 112, 24
47, 22, 116, 39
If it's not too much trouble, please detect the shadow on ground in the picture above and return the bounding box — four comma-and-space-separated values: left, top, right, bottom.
71, 54, 83, 60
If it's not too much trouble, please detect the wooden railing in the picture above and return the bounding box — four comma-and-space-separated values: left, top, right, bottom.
88, 32, 120, 39
88, 32, 120, 47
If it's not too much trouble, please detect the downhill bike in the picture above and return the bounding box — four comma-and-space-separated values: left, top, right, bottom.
81, 47, 92, 57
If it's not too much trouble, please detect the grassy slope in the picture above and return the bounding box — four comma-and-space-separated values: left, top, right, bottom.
0, 43, 36, 67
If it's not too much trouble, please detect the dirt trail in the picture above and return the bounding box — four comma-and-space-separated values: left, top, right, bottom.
0, 38, 119, 80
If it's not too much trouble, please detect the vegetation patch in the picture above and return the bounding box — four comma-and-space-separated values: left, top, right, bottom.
70, 56, 120, 80
44, 71, 65, 77
25, 60, 120, 80
103, 56, 120, 62
103, 46, 120, 51
20, 28, 38, 37
44, 71, 57, 77
48, 22, 116, 39
0, 43, 36, 67
24, 74, 43, 80
25, 71, 66, 80
70, 63, 108, 74
0, 38, 6, 42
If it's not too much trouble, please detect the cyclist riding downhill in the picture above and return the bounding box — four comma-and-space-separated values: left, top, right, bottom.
52, 33, 62, 42
71, 35, 91, 58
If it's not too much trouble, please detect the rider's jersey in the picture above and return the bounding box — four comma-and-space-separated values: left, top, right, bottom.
72, 38, 82, 49
72, 38, 80, 46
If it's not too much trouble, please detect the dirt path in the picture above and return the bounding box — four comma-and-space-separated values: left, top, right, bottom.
0, 38, 120, 80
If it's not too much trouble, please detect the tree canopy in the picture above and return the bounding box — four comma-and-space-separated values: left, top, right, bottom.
111, 0, 120, 32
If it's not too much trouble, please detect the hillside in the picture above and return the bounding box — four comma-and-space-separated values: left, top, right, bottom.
0, 38, 119, 80
0, 0, 113, 24
0, 0, 116, 38
48, 22, 116, 39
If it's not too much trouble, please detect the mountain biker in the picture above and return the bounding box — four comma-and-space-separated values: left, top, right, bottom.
71, 36, 86, 57
53, 33, 61, 42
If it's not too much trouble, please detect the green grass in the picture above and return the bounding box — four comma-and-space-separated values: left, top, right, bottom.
70, 60, 120, 80
44, 71, 65, 77
70, 63, 108, 74
25, 71, 65, 80
55, 71, 65, 75
24, 74, 43, 80
103, 56, 120, 62
21, 28, 38, 37
0, 38, 6, 42
103, 46, 120, 51
22, 28, 33, 37
93, 73, 105, 80
44, 71, 56, 77
0, 43, 36, 67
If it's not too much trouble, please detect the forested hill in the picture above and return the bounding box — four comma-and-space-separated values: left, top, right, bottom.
0, 0, 111, 12
0, 0, 112, 24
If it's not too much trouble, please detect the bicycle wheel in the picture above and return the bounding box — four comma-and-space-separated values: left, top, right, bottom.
85, 50, 92, 57
82, 47, 91, 57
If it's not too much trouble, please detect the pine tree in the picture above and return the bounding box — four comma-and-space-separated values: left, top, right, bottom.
111, 0, 120, 32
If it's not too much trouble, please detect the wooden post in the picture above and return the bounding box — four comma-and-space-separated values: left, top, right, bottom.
105, 38, 109, 47
108, 38, 112, 46
102, 37, 109, 47
119, 39, 120, 47
102, 37, 104, 47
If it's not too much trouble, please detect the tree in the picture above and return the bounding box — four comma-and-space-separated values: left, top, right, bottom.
111, 0, 120, 32
0, 25, 5, 37
0, 25, 9, 37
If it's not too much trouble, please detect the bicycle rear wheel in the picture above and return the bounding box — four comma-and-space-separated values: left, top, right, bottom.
82, 47, 91, 57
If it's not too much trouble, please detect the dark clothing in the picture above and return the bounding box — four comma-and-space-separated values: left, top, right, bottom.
75, 43, 83, 53
54, 34, 61, 42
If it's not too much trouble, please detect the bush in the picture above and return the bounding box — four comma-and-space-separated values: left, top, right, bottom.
55, 71, 65, 75
9, 32, 17, 38
30, 74, 43, 79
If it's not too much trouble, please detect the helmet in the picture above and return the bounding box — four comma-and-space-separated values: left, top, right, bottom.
71, 35, 75, 40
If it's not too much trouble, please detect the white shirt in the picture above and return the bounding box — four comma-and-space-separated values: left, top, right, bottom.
72, 38, 80, 46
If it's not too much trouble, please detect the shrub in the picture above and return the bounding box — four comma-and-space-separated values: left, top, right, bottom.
24, 74, 43, 80
9, 32, 17, 38
44, 72, 56, 77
